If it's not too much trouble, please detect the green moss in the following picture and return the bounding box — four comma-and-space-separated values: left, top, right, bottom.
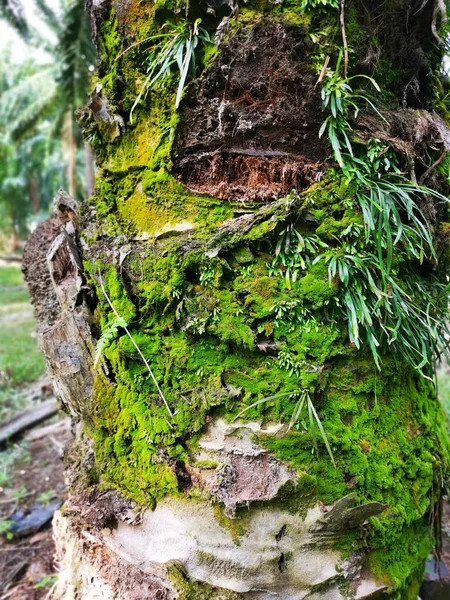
259, 357, 449, 594
84, 164, 449, 596
238, 0, 312, 27
86, 172, 449, 527
298, 261, 336, 309
368, 520, 431, 594
213, 504, 249, 545
302, 176, 358, 211
194, 460, 219, 469
167, 561, 243, 599
81, 4, 450, 597
235, 263, 286, 319
99, 13, 121, 94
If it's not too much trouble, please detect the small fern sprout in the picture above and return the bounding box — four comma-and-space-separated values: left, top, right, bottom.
94, 315, 127, 367
96, 268, 174, 419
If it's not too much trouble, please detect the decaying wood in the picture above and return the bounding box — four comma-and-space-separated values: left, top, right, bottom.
23, 190, 97, 419
0, 399, 59, 445
25, 418, 71, 443
0, 256, 22, 264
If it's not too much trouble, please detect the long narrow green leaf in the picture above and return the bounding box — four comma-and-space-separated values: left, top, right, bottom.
233, 392, 295, 422
308, 397, 335, 466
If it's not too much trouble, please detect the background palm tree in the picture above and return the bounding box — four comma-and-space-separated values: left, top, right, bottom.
0, 0, 94, 247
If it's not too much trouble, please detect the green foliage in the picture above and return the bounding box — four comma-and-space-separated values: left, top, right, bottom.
0, 54, 60, 238
319, 50, 386, 167
34, 574, 58, 589
0, 63, 56, 141
0, 313, 45, 383
0, 0, 28, 37
54, 0, 95, 114
0, 1, 94, 138
234, 388, 335, 464
316, 51, 450, 375
300, 0, 338, 12
0, 440, 30, 488
37, 489, 55, 505
270, 225, 327, 289
128, 18, 210, 121
0, 264, 24, 287
94, 315, 128, 366
0, 519, 13, 540
0, 265, 45, 386
0, 0, 95, 236
271, 182, 450, 374
289, 389, 335, 465
199, 261, 216, 287
12, 484, 28, 502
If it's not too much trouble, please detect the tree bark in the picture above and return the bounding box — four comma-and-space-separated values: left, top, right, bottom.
23, 1, 450, 599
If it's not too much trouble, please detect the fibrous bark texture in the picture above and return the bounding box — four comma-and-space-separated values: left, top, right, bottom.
24, 1, 450, 599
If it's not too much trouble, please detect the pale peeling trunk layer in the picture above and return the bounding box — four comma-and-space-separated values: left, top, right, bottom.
23, 1, 450, 599
52, 421, 386, 599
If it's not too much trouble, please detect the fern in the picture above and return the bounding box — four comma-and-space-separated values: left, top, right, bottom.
94, 315, 127, 366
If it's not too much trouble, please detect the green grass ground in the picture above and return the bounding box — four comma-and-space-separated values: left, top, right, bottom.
438, 369, 450, 433
0, 263, 45, 420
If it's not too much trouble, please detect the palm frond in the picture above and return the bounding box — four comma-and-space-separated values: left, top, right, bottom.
0, 67, 57, 140
34, 0, 61, 35
56, 0, 95, 110
0, 0, 28, 37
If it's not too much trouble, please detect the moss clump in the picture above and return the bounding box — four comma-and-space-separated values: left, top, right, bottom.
87, 171, 448, 531
235, 0, 312, 27
194, 460, 219, 470
85, 175, 361, 506
167, 561, 243, 599
261, 358, 448, 595
368, 520, 431, 594
213, 504, 250, 545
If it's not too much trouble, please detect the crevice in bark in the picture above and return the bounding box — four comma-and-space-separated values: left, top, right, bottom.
275, 524, 287, 542
277, 553, 287, 573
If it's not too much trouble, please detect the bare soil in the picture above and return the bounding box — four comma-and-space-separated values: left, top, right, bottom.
0, 392, 70, 600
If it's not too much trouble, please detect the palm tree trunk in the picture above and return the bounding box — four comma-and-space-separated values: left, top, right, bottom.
29, 177, 40, 213
23, 1, 450, 598
64, 112, 76, 197
84, 141, 95, 197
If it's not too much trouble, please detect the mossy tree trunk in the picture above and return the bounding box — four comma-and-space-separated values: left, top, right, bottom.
23, 1, 450, 598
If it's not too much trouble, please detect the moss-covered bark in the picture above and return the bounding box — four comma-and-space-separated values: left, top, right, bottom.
30, 1, 450, 598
